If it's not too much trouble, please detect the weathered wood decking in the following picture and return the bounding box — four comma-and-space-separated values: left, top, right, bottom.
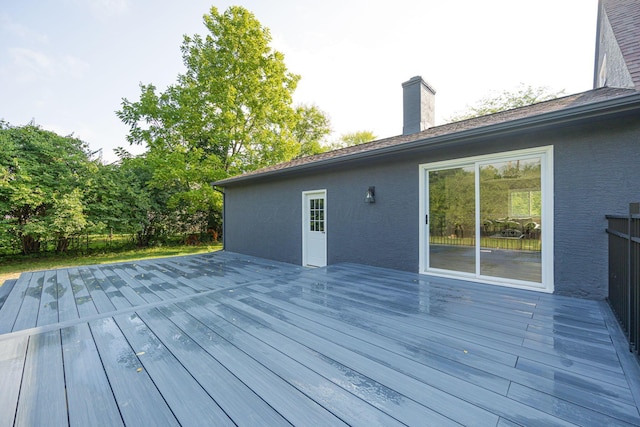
0, 251, 639, 426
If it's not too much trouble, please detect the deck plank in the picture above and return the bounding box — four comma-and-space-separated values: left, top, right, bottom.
213, 293, 582, 427
0, 335, 28, 427
87, 266, 133, 310
102, 264, 163, 304
36, 270, 59, 327
0, 279, 16, 310
259, 283, 637, 407
113, 312, 235, 426
196, 296, 496, 426
89, 316, 180, 426
61, 323, 124, 427
0, 253, 639, 426
243, 289, 511, 394
90, 265, 147, 307
78, 268, 116, 313
0, 272, 32, 334
14, 330, 67, 427
508, 382, 640, 426
12, 272, 44, 332
56, 269, 79, 323
137, 307, 292, 426
267, 274, 628, 383
178, 297, 461, 426
162, 300, 355, 426
68, 267, 98, 318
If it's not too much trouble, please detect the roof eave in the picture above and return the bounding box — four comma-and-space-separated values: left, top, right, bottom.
214, 91, 640, 187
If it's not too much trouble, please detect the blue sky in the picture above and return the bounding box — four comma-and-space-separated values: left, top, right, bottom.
1, 0, 598, 162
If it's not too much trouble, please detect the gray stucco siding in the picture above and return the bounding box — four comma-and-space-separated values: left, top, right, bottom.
222, 116, 640, 299
552, 117, 640, 298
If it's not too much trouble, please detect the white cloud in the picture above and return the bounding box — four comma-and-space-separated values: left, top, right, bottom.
8, 47, 55, 81
6, 48, 91, 82
62, 55, 91, 79
77, 0, 129, 18
0, 14, 49, 44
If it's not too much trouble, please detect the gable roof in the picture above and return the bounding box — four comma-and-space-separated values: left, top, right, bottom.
602, 0, 640, 89
214, 87, 640, 186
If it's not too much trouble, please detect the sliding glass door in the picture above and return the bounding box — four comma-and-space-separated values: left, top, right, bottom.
422, 147, 552, 291
428, 166, 476, 274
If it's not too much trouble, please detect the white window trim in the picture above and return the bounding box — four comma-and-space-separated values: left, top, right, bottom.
419, 146, 554, 293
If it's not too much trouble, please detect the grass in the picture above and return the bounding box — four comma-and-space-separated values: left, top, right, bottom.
0, 243, 223, 286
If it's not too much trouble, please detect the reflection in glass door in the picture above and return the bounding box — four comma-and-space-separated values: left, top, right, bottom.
479, 158, 542, 283
428, 166, 476, 274
424, 149, 548, 289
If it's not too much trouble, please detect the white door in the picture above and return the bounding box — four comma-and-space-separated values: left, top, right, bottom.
302, 190, 327, 267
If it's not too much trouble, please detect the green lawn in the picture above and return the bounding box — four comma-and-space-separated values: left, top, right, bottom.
0, 243, 222, 286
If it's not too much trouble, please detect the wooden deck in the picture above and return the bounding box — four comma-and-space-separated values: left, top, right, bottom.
0, 251, 639, 426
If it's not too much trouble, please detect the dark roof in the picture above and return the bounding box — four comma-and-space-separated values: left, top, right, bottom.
603, 0, 640, 89
215, 87, 640, 186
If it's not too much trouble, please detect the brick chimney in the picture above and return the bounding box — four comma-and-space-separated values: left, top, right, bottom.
402, 76, 436, 135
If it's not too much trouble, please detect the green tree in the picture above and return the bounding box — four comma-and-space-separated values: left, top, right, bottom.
0, 123, 92, 254
117, 6, 329, 234
448, 84, 565, 122
292, 104, 332, 158
326, 130, 377, 150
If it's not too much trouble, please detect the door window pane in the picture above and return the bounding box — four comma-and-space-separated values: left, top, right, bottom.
309, 198, 325, 232
479, 158, 541, 282
428, 166, 476, 273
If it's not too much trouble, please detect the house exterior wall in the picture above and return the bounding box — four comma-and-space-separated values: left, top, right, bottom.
223, 116, 640, 299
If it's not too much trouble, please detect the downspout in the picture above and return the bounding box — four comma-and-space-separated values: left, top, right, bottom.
213, 186, 225, 251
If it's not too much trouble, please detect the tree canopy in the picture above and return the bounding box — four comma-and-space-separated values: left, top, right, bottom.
117, 6, 332, 232
0, 123, 93, 253
325, 130, 377, 151
448, 84, 565, 122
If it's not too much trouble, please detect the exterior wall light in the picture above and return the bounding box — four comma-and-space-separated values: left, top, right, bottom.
365, 186, 375, 203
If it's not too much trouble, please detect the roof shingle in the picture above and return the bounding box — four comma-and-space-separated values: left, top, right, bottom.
603, 0, 640, 89
215, 87, 639, 186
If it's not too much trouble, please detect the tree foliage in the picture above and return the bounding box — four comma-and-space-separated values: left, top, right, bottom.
0, 123, 92, 253
116, 6, 331, 234
448, 84, 565, 122
2, 6, 333, 256
326, 130, 377, 151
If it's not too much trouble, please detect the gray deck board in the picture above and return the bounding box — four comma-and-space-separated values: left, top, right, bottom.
137, 307, 292, 426
12, 272, 44, 332
113, 312, 235, 426
178, 298, 452, 426
36, 270, 59, 326
257, 282, 637, 407
0, 279, 16, 310
178, 297, 395, 425
0, 335, 27, 427
103, 264, 164, 304
270, 272, 627, 382
215, 293, 580, 427
68, 267, 98, 318
56, 269, 79, 323
0, 272, 32, 333
61, 323, 124, 427
0, 251, 639, 426
14, 330, 67, 427
241, 289, 512, 394
78, 267, 117, 313
161, 300, 351, 426
89, 316, 180, 426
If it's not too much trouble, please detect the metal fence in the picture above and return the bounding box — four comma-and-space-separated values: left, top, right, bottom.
606, 203, 640, 359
